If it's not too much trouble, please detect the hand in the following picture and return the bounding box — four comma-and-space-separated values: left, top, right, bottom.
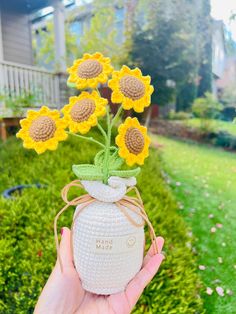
34, 227, 164, 314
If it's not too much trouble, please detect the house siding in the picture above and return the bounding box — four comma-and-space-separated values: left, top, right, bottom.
1, 8, 33, 65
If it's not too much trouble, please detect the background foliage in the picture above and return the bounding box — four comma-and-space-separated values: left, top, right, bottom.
33, 0, 128, 69
129, 0, 212, 110
192, 92, 223, 120
32, 0, 213, 111
32, 18, 79, 69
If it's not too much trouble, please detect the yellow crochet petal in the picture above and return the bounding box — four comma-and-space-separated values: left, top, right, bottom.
115, 117, 150, 166
111, 91, 123, 103
62, 91, 107, 135
17, 106, 67, 154
109, 65, 153, 112
67, 53, 113, 90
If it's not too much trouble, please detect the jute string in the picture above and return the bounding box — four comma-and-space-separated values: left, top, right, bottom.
54, 180, 158, 272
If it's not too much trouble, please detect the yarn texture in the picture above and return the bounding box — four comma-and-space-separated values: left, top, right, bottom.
72, 177, 145, 294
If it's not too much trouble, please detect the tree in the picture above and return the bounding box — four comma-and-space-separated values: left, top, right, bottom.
33, 0, 128, 70
32, 17, 79, 69
130, 0, 200, 109
224, 30, 236, 56
76, 0, 128, 68
196, 0, 212, 96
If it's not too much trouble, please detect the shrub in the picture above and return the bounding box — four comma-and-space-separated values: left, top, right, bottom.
192, 92, 223, 120
168, 110, 192, 120
0, 135, 204, 313
213, 131, 236, 150
0, 91, 38, 117
191, 93, 223, 134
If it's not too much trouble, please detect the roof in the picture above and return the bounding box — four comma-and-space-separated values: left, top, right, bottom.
0, 0, 53, 13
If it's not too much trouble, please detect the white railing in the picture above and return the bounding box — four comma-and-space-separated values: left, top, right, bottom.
0, 60, 60, 116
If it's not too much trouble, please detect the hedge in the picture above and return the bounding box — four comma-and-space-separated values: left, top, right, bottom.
0, 133, 204, 313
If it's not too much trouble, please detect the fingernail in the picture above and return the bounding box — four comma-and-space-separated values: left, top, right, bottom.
160, 253, 165, 260
61, 228, 64, 235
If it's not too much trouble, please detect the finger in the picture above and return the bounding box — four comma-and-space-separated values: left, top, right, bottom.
57, 227, 74, 269
143, 236, 164, 266
126, 253, 164, 307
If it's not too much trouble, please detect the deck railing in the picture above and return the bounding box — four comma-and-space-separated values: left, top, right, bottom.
0, 60, 60, 116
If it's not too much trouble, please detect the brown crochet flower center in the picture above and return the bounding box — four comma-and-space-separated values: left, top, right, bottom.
77, 60, 103, 79
29, 116, 56, 142
70, 99, 96, 122
125, 127, 145, 155
119, 75, 145, 100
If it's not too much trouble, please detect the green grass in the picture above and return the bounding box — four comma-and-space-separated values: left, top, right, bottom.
184, 118, 236, 135
156, 135, 236, 314
0, 134, 203, 313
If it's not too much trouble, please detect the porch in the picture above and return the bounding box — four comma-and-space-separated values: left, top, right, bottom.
0, 0, 68, 139
0, 59, 62, 140
0, 60, 60, 113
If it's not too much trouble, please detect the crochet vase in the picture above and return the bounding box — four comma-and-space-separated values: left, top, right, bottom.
72, 176, 145, 295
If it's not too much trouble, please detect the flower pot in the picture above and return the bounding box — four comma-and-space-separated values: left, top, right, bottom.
72, 177, 145, 295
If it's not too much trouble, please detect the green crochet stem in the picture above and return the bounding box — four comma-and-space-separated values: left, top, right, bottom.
95, 88, 123, 183
102, 107, 123, 183
69, 86, 134, 183
95, 87, 112, 183
111, 105, 123, 129
67, 131, 105, 148
103, 108, 111, 184
97, 122, 107, 140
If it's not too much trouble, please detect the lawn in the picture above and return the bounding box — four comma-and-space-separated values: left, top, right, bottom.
156, 135, 236, 314
0, 134, 203, 313
184, 118, 236, 135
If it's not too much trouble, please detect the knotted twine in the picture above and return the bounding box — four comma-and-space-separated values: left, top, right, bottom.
54, 180, 158, 272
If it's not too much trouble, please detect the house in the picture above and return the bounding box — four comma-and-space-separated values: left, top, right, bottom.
0, 0, 69, 139
0, 0, 68, 116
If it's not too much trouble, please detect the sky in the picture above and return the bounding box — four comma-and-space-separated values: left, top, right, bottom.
211, 0, 236, 40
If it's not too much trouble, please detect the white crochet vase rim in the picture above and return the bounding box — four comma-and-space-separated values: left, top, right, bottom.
81, 176, 137, 202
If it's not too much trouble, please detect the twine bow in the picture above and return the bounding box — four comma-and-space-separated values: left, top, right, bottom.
54, 180, 158, 272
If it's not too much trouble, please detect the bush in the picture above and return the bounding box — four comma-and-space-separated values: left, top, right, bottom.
0, 91, 38, 117
168, 110, 192, 120
0, 135, 204, 313
213, 131, 236, 150
192, 92, 223, 119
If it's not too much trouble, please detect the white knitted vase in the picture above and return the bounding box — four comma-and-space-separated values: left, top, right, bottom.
72, 176, 145, 295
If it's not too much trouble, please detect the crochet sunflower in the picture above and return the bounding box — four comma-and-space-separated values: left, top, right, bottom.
115, 117, 150, 166
17, 52, 155, 182
61, 91, 108, 134
67, 52, 113, 89
108, 65, 154, 113
16, 106, 67, 154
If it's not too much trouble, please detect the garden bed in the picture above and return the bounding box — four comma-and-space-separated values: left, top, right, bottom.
0, 134, 203, 313
151, 119, 236, 151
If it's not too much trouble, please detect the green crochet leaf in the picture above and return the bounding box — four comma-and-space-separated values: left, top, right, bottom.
72, 164, 103, 180
94, 147, 124, 170
67, 80, 77, 88
109, 167, 141, 178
